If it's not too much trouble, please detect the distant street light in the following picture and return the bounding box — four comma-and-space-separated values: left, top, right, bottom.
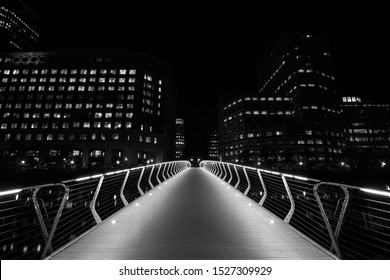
21, 160, 25, 164
341, 162, 345, 167
381, 162, 386, 167
298, 161, 303, 166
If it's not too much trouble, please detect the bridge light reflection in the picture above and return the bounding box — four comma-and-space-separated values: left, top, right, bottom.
0, 189, 22, 196
361, 188, 390, 198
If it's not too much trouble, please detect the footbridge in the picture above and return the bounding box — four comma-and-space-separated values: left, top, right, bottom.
0, 161, 389, 260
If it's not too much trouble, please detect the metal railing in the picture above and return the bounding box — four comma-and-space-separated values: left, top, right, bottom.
0, 161, 190, 260
201, 160, 390, 259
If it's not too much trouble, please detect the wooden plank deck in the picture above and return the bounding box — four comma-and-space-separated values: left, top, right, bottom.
50, 168, 336, 260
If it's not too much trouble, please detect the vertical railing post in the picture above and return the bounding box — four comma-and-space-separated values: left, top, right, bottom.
148, 165, 155, 189
234, 165, 240, 188
218, 162, 223, 178
172, 162, 177, 175
227, 163, 233, 184
257, 169, 267, 206
165, 162, 171, 178
156, 164, 162, 184
32, 183, 70, 259
281, 174, 295, 224
120, 169, 130, 206
162, 163, 167, 181
313, 182, 347, 258
137, 167, 145, 195
243, 167, 251, 196
222, 163, 228, 181
90, 175, 105, 224
40, 184, 69, 259
168, 162, 173, 177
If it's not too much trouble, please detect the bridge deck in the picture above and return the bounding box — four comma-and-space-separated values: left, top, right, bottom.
50, 168, 335, 260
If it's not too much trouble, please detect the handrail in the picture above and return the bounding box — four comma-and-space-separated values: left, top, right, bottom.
0, 160, 190, 260
200, 160, 390, 259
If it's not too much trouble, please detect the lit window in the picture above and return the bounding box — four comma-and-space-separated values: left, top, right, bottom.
90, 149, 104, 157
104, 122, 111, 128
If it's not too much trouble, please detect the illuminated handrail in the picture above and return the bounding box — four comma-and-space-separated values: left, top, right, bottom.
0, 161, 190, 260
200, 160, 390, 259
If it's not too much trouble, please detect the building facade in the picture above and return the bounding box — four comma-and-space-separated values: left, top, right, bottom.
174, 118, 185, 159
0, 50, 176, 170
219, 33, 346, 170
207, 130, 218, 160
341, 96, 390, 168
0, 0, 40, 51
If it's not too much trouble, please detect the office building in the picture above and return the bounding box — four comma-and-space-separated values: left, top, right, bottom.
208, 130, 218, 160
0, 0, 40, 51
174, 118, 185, 159
0, 50, 176, 169
219, 33, 346, 169
341, 96, 390, 168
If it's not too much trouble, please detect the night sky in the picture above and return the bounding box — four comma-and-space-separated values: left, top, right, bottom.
22, 2, 390, 157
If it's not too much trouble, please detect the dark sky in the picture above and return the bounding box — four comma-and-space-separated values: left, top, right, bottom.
23, 1, 390, 157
